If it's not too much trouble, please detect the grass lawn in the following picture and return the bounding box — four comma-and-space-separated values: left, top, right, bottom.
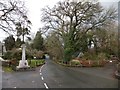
28, 59, 45, 68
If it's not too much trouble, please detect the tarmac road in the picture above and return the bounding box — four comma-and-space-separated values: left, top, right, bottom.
2, 59, 119, 88
41, 60, 118, 88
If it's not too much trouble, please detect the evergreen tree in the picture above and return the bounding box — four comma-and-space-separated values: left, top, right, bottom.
4, 35, 15, 50
33, 31, 44, 50
15, 38, 22, 48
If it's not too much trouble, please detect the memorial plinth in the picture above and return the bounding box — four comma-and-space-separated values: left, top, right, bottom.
16, 44, 30, 69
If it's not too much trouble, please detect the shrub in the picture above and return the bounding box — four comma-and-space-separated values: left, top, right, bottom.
2, 61, 9, 67
70, 59, 81, 66
82, 52, 98, 60
3, 51, 12, 60
11, 49, 22, 61
26, 49, 33, 59
81, 52, 108, 61
3, 48, 33, 61
32, 50, 44, 59
97, 53, 107, 60
92, 60, 106, 67
92, 61, 99, 67
64, 48, 74, 63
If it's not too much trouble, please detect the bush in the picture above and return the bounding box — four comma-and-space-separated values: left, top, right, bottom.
70, 59, 81, 66
97, 53, 107, 60
3, 49, 22, 61
3, 48, 33, 61
3, 51, 12, 60
11, 49, 22, 61
64, 48, 74, 63
92, 61, 99, 67
2, 61, 9, 67
82, 52, 98, 60
26, 49, 33, 59
2, 60, 19, 71
81, 52, 108, 61
32, 50, 44, 59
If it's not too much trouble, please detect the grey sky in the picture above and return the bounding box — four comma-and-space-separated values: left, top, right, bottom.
0, 0, 119, 42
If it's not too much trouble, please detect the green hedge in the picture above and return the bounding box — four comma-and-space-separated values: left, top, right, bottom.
28, 59, 45, 68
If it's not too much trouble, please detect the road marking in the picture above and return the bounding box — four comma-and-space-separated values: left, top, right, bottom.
32, 81, 35, 83
44, 83, 49, 89
41, 76, 44, 80
39, 65, 44, 72
13, 87, 16, 88
40, 73, 42, 75
39, 64, 49, 89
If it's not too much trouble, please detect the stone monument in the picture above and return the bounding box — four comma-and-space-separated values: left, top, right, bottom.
16, 44, 30, 69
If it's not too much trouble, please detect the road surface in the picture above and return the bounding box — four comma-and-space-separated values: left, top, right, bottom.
2, 60, 119, 88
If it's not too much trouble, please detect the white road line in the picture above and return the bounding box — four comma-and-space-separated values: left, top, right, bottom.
40, 73, 42, 75
41, 76, 44, 80
13, 87, 16, 88
44, 83, 49, 89
39, 65, 44, 72
39, 64, 49, 89
32, 81, 35, 83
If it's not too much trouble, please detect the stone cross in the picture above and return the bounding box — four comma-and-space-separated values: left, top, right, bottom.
22, 44, 26, 61
16, 44, 30, 69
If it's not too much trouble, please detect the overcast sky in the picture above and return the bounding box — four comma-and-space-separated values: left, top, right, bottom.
0, 0, 119, 42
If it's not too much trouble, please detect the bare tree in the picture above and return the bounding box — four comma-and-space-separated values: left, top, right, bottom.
41, 0, 117, 62
0, 0, 29, 34
45, 32, 64, 60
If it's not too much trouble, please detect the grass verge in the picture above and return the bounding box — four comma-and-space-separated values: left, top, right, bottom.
2, 66, 13, 72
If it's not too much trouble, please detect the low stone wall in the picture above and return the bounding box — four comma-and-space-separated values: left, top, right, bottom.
16, 67, 36, 71
79, 60, 107, 67
55, 59, 107, 67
